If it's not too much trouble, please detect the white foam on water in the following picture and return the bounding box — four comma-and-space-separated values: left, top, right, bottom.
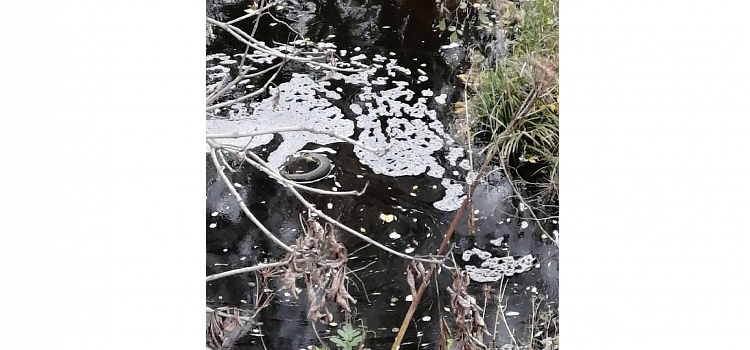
206, 75, 354, 170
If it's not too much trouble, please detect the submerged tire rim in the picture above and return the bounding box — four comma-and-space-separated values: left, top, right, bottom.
279, 153, 332, 183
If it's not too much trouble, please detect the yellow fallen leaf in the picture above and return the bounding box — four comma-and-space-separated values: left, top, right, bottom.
360, 227, 366, 232
529, 158, 537, 163
412, 185, 418, 190
379, 213, 395, 223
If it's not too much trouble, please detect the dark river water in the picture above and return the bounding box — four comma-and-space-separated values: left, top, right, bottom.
206, 0, 558, 349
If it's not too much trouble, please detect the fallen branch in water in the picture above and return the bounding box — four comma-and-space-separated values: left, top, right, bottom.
206, 258, 308, 282
390, 108, 510, 350
241, 150, 444, 265
206, 57, 286, 111
210, 141, 370, 197
207, 17, 365, 74
208, 144, 294, 253
207, 125, 388, 156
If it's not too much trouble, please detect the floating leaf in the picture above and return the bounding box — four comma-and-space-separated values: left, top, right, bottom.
379, 213, 394, 223
439, 19, 446, 31
450, 31, 458, 42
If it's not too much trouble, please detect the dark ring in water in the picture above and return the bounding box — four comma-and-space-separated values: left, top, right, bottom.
279, 153, 332, 182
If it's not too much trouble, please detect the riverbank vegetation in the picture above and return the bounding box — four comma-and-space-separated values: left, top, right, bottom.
468, 0, 559, 203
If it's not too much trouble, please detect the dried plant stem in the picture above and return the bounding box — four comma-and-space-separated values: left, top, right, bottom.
390, 124, 506, 350
500, 161, 558, 247
498, 278, 518, 348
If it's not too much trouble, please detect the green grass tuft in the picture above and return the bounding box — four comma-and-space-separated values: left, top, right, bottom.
469, 0, 559, 201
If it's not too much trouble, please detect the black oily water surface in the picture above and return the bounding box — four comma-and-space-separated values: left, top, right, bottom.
206, 0, 558, 348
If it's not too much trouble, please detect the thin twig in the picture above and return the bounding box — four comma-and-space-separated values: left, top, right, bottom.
206, 57, 286, 111
390, 119, 507, 350
207, 259, 308, 282
217, 149, 236, 173
226, 0, 278, 25
346, 266, 372, 304
348, 260, 377, 274
243, 151, 442, 264
205, 306, 255, 321
206, 61, 283, 106
232, 149, 368, 197
208, 143, 293, 252
501, 162, 558, 247
311, 321, 330, 349
498, 277, 518, 348
207, 17, 365, 73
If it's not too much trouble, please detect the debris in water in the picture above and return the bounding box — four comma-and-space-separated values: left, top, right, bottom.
380, 213, 395, 223
490, 237, 504, 246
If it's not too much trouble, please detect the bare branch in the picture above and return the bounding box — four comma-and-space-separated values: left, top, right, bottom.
226, 0, 279, 25
243, 151, 443, 264
206, 258, 309, 282
217, 149, 236, 173
206, 17, 366, 73
501, 162, 558, 247
205, 57, 282, 106
206, 58, 286, 111
205, 306, 254, 321
208, 143, 294, 252
236, 151, 368, 197
207, 125, 388, 155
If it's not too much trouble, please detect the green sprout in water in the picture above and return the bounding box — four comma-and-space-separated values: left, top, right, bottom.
329, 323, 362, 350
